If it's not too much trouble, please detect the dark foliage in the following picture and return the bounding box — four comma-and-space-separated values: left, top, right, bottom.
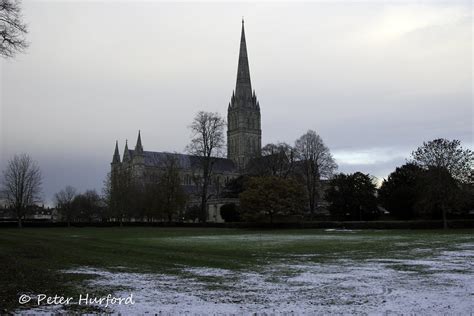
415, 167, 465, 228
184, 205, 200, 223
378, 163, 424, 219
220, 203, 240, 222
240, 176, 306, 223
72, 190, 103, 222
326, 172, 378, 220
221, 175, 249, 198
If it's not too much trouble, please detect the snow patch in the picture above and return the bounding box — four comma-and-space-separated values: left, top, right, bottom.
183, 267, 233, 277
17, 238, 474, 314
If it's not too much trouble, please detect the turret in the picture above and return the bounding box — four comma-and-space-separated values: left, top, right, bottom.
112, 140, 121, 164
111, 141, 121, 173
132, 130, 145, 178
135, 130, 143, 154
122, 140, 131, 165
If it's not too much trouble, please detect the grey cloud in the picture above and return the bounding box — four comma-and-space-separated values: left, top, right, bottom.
1, 1, 471, 204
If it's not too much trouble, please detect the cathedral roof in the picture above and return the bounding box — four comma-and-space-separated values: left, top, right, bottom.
128, 150, 237, 173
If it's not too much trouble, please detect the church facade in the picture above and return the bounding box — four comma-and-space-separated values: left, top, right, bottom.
110, 21, 261, 221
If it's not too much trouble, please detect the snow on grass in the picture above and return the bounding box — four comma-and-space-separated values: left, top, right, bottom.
183, 267, 234, 277
17, 231, 474, 314
162, 233, 390, 247
47, 241, 473, 314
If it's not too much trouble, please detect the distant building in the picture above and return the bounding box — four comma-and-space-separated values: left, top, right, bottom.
0, 204, 59, 222
110, 21, 261, 222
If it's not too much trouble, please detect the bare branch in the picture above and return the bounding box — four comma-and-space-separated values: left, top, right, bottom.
0, 0, 28, 58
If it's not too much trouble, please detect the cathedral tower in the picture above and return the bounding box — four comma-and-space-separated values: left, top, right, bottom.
227, 20, 262, 170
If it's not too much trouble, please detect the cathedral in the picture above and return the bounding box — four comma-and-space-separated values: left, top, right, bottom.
111, 21, 261, 221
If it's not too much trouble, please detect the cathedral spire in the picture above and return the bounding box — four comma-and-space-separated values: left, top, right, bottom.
227, 20, 262, 170
112, 140, 121, 164
235, 18, 252, 102
135, 130, 143, 154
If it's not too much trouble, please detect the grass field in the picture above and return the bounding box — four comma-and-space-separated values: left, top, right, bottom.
0, 227, 472, 314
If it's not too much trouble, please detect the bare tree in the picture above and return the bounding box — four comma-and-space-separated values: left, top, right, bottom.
186, 111, 226, 222
410, 139, 474, 229
260, 142, 296, 178
157, 154, 187, 222
295, 130, 337, 217
0, 0, 28, 58
72, 189, 103, 222
54, 186, 77, 227
411, 138, 473, 183
1, 154, 42, 227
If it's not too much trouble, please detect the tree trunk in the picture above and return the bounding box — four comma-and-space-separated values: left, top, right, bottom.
442, 208, 448, 229
200, 194, 207, 223
18, 216, 22, 228
200, 178, 208, 223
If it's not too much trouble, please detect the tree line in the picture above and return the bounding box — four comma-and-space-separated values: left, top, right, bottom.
1, 112, 472, 227
228, 138, 473, 227
104, 154, 188, 224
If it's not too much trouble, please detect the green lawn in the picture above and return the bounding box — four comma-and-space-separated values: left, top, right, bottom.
0, 227, 472, 313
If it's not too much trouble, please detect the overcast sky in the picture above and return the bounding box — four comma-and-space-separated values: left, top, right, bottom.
1, 0, 472, 205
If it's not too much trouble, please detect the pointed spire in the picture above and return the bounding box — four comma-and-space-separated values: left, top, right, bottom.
123, 139, 131, 163
112, 140, 121, 164
235, 18, 252, 102
135, 130, 143, 154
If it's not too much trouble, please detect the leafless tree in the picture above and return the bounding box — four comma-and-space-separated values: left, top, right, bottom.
1, 154, 42, 227
54, 186, 77, 227
0, 0, 28, 58
410, 139, 474, 229
261, 142, 296, 178
157, 154, 187, 222
186, 111, 226, 222
411, 138, 473, 183
295, 130, 337, 217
